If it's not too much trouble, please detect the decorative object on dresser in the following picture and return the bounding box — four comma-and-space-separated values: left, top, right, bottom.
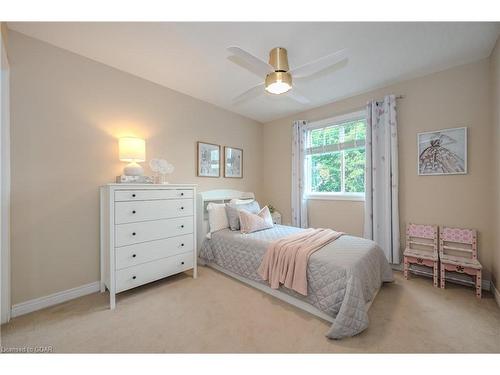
224, 146, 243, 178
100, 184, 197, 309
439, 226, 482, 298
403, 223, 439, 287
418, 127, 467, 175
119, 137, 146, 176
149, 158, 174, 184
197, 142, 220, 177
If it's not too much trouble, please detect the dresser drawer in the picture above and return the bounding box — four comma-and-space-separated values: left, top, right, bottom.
115, 189, 193, 202
115, 234, 194, 270
115, 199, 193, 224
115, 217, 193, 247
116, 252, 194, 293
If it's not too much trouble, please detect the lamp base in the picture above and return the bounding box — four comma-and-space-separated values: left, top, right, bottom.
123, 162, 144, 176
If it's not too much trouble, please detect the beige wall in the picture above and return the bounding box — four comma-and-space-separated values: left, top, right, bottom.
492, 37, 500, 290
8, 31, 263, 304
308, 200, 364, 237
263, 59, 496, 278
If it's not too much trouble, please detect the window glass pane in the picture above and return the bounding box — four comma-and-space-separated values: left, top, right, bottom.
343, 120, 366, 143
310, 127, 321, 147
306, 116, 366, 196
344, 148, 365, 193
310, 126, 340, 147
310, 152, 341, 193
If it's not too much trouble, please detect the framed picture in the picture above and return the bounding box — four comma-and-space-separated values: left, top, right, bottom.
224, 146, 243, 178
197, 142, 220, 177
417, 127, 467, 176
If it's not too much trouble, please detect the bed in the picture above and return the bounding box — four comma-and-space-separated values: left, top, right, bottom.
196, 190, 393, 339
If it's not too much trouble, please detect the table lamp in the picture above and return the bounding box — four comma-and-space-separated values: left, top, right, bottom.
119, 137, 146, 176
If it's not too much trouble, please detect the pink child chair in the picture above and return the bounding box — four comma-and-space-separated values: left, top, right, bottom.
439, 226, 482, 298
403, 224, 439, 287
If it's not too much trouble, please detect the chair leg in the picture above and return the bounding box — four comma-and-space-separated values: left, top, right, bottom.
404, 257, 409, 280
440, 263, 445, 289
433, 261, 438, 287
475, 270, 482, 299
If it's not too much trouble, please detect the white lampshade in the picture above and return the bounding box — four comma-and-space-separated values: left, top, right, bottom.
119, 137, 146, 162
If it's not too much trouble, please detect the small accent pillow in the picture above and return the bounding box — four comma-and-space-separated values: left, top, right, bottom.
225, 201, 260, 231
239, 206, 274, 234
207, 202, 229, 233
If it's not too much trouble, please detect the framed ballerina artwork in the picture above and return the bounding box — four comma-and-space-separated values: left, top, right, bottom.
417, 127, 467, 176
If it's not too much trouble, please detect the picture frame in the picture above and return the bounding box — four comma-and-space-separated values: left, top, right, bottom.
197, 141, 220, 178
417, 127, 467, 176
224, 146, 243, 178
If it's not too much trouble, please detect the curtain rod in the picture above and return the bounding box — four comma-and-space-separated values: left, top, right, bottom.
377, 95, 404, 102
374, 95, 404, 105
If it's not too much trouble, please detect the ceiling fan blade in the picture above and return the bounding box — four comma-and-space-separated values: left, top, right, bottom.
285, 88, 311, 104
295, 58, 348, 83
232, 83, 265, 104
227, 46, 274, 77
290, 49, 348, 79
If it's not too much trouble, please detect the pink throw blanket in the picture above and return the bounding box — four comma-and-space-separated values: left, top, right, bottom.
257, 228, 344, 296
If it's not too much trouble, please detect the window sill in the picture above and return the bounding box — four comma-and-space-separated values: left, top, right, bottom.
305, 193, 365, 202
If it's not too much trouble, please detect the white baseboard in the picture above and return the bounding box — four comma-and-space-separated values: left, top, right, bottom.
492, 282, 500, 308
11, 281, 100, 318
391, 263, 403, 271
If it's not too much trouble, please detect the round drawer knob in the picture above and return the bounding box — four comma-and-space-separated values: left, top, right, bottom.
132, 276, 136, 280
132, 194, 136, 197
180, 206, 184, 210
132, 254, 136, 258
180, 225, 184, 228
181, 243, 184, 247
132, 210, 136, 214
132, 232, 136, 236
180, 192, 184, 196
181, 261, 185, 265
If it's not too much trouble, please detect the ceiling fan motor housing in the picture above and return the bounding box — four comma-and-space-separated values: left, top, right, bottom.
265, 47, 293, 94
269, 47, 289, 72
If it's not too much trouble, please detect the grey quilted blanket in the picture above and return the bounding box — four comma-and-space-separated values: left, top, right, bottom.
199, 225, 393, 339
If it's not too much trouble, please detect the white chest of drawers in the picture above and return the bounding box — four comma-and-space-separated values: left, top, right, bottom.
100, 184, 197, 309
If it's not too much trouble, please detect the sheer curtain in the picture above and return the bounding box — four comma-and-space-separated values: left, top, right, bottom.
364, 95, 400, 264
291, 120, 308, 228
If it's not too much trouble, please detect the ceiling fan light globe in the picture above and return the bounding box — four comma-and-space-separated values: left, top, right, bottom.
265, 81, 291, 95
265, 71, 292, 95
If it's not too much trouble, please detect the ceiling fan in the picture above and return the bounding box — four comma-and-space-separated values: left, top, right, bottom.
227, 46, 348, 105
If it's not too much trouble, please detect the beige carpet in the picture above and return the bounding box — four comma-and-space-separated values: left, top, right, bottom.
1, 267, 500, 353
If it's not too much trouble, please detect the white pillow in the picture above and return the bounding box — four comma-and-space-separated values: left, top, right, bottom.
207, 202, 229, 233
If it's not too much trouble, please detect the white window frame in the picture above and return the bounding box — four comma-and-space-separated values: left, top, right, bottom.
304, 110, 366, 202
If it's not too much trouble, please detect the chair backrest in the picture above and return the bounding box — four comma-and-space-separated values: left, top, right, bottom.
439, 226, 477, 260
406, 223, 438, 255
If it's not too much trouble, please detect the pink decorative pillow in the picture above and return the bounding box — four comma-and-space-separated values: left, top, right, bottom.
239, 206, 274, 234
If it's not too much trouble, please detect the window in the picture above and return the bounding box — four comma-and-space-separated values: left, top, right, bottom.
305, 111, 366, 200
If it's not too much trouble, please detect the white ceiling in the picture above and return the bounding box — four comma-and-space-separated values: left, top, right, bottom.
8, 22, 500, 123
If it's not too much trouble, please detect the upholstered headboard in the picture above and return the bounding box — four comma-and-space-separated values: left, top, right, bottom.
196, 189, 255, 251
